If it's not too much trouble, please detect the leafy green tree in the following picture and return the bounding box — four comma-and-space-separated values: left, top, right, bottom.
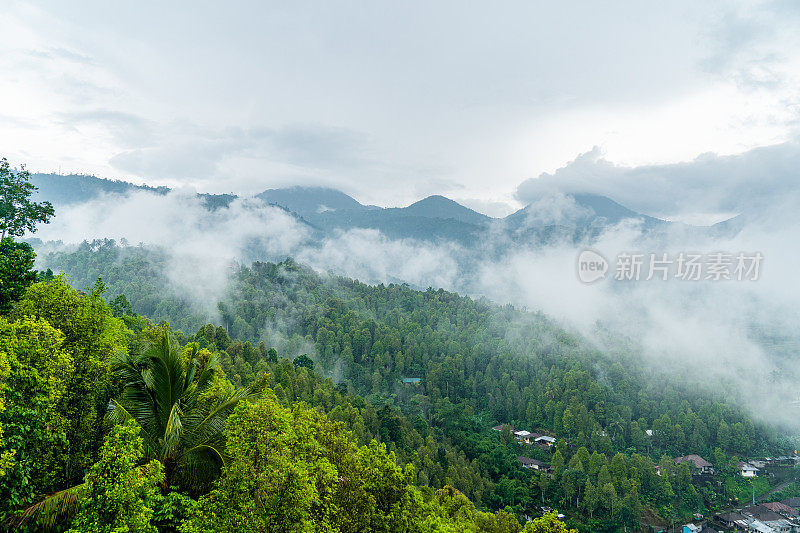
67, 420, 163, 533
538, 474, 550, 503
109, 294, 134, 317
184, 396, 432, 533
0, 316, 73, 517
12, 277, 128, 485
582, 480, 598, 519
292, 353, 315, 370
108, 331, 260, 491
148, 489, 197, 533
0, 238, 37, 314
521, 511, 578, 532
717, 420, 731, 451
0, 158, 54, 240
0, 329, 12, 480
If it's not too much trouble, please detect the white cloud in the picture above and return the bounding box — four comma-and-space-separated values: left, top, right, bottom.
3, 0, 800, 207
516, 141, 800, 218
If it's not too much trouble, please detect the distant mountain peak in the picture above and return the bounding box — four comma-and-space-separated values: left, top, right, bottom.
397, 195, 491, 225
505, 192, 665, 230
255, 186, 366, 218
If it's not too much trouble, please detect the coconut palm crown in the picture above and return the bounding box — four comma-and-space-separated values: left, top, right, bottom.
107, 331, 261, 491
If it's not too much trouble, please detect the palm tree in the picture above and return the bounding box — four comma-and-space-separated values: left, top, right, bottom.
14, 331, 260, 528
107, 331, 261, 490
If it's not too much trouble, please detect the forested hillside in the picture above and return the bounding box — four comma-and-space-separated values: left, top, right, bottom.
31, 238, 797, 531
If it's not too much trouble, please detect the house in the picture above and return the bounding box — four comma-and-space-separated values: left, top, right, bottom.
739, 461, 760, 477
675, 454, 715, 475
681, 524, 720, 533
743, 504, 784, 523
763, 502, 799, 519
518, 456, 549, 472
535, 435, 556, 447
741, 505, 800, 532
514, 430, 534, 444
744, 518, 779, 533
716, 512, 745, 529
492, 424, 515, 433
401, 377, 421, 384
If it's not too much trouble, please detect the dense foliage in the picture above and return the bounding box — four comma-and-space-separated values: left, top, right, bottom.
0, 159, 54, 240
25, 239, 797, 531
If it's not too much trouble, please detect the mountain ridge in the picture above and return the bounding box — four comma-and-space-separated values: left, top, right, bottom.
31, 173, 713, 244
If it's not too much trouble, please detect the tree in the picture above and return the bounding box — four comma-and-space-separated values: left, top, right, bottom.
551, 449, 565, 479
538, 473, 550, 503
582, 480, 599, 519
184, 396, 427, 533
601, 483, 618, 519
521, 511, 578, 533
12, 277, 128, 485
0, 238, 37, 314
108, 332, 261, 491
0, 316, 73, 518
67, 420, 163, 533
717, 420, 731, 451
293, 353, 315, 370
0, 158, 54, 240
109, 294, 133, 317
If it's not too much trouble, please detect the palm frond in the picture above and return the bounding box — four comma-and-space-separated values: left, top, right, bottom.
163, 401, 184, 460
8, 483, 84, 530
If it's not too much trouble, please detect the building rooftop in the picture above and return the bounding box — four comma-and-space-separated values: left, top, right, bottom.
742, 504, 783, 522
675, 454, 712, 469
518, 456, 545, 466
762, 502, 796, 516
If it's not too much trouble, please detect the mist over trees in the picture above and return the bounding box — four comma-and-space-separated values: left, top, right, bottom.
1, 163, 798, 532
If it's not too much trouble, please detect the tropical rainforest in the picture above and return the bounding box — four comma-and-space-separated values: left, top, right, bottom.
1, 161, 798, 531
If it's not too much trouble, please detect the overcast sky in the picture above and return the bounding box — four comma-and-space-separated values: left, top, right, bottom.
2, 1, 800, 217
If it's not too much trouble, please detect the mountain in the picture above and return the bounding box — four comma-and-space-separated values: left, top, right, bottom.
31, 172, 236, 210
255, 186, 372, 219
31, 173, 684, 244
504, 192, 665, 230
31, 173, 168, 205
255, 187, 488, 244
389, 195, 491, 225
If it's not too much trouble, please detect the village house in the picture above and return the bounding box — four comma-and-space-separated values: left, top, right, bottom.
683, 523, 722, 533
716, 511, 746, 529
535, 435, 556, 447
514, 430, 534, 444
674, 454, 715, 475
518, 456, 550, 472
763, 502, 799, 519
741, 504, 800, 533
739, 461, 760, 477
491, 424, 547, 445
492, 424, 513, 432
